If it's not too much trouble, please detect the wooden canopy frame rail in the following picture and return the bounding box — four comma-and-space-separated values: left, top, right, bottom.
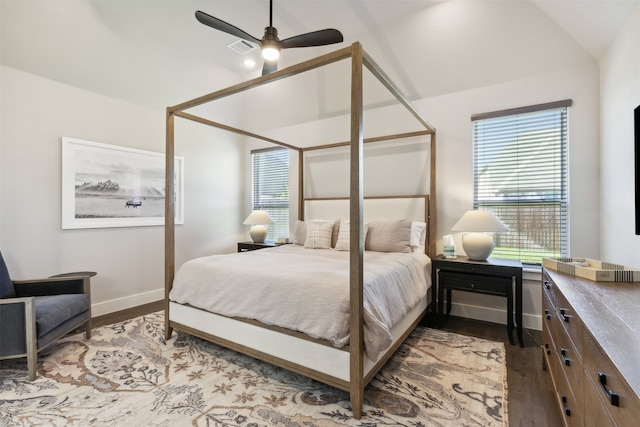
164, 42, 436, 418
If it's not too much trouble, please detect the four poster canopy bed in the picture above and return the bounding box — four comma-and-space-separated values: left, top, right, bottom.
164, 42, 437, 419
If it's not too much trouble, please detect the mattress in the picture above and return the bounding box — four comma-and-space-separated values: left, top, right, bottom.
169, 244, 431, 360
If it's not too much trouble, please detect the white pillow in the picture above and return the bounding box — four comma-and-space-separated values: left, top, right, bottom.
294, 219, 338, 246
304, 221, 334, 249
365, 219, 412, 253
410, 221, 427, 253
334, 220, 369, 251
293, 220, 306, 245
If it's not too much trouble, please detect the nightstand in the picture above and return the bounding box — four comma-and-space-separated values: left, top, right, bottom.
432, 255, 523, 346
237, 241, 279, 252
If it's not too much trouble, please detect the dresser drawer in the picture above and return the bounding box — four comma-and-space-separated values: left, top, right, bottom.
542, 293, 556, 361
552, 336, 583, 409
544, 296, 584, 416
547, 338, 583, 427
439, 271, 510, 296
583, 330, 640, 427
543, 273, 583, 355
584, 370, 616, 427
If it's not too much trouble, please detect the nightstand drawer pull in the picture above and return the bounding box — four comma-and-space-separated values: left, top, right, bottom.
560, 348, 570, 366
559, 308, 569, 322
545, 309, 551, 320
545, 343, 551, 355
562, 395, 571, 416
598, 372, 620, 407
544, 280, 551, 289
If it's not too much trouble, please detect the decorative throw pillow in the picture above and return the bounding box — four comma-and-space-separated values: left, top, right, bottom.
330, 219, 341, 248
334, 220, 369, 251
304, 221, 334, 249
365, 219, 412, 253
293, 220, 306, 245
0, 252, 16, 298
410, 221, 427, 253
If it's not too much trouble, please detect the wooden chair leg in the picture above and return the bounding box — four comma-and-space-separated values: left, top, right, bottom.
85, 318, 92, 339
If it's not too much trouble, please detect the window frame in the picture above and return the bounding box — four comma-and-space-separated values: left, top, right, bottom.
471, 99, 571, 265
250, 147, 290, 241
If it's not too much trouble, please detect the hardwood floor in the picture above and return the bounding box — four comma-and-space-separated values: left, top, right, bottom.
439, 315, 563, 427
93, 303, 562, 426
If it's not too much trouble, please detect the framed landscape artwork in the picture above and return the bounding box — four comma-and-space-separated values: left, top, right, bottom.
62, 137, 184, 229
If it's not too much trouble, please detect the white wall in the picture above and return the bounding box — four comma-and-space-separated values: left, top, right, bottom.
600, 3, 640, 269
0, 66, 245, 315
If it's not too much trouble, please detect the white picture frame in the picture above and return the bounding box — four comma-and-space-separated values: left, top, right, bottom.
62, 137, 184, 229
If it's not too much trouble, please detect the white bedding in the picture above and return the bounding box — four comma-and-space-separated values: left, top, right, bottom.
169, 244, 431, 360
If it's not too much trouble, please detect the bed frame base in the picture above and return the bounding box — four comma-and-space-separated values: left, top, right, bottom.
168, 299, 428, 407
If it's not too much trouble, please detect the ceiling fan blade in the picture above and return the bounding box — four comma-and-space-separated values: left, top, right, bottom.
280, 29, 343, 49
195, 10, 261, 45
262, 60, 278, 76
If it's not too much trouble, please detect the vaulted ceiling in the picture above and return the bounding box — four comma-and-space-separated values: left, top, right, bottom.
2, 0, 637, 133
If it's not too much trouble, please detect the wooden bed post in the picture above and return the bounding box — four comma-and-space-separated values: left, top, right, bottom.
349, 41, 365, 419
298, 150, 304, 221
165, 108, 175, 341
429, 132, 437, 258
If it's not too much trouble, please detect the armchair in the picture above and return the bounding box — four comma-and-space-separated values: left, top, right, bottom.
0, 251, 94, 380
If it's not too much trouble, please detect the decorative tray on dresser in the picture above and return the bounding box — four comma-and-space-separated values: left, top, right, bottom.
542, 267, 640, 427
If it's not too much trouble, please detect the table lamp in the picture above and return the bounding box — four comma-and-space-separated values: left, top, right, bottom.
451, 210, 508, 260
243, 210, 275, 243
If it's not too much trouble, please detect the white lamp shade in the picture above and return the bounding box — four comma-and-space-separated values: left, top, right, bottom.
243, 210, 275, 226
243, 210, 274, 243
451, 210, 508, 260
451, 210, 508, 233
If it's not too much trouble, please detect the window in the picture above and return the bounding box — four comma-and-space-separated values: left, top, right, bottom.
251, 148, 290, 241
471, 100, 571, 265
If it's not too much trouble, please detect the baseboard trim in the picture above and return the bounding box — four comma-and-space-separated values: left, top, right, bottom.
91, 288, 164, 317
448, 302, 542, 331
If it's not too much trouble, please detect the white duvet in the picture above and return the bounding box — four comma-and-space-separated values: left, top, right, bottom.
169, 244, 431, 360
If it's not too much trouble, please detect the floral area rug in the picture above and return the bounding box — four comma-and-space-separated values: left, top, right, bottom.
0, 312, 507, 426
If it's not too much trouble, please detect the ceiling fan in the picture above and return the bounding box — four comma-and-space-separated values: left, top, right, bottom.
195, 0, 344, 75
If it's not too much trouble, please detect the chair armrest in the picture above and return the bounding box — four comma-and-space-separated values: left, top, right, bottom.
0, 297, 33, 355
0, 296, 33, 305
13, 274, 92, 297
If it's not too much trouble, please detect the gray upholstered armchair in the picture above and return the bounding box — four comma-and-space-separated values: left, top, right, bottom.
0, 251, 93, 380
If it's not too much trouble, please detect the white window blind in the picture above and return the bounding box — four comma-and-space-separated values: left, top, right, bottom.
472, 100, 571, 265
252, 148, 289, 241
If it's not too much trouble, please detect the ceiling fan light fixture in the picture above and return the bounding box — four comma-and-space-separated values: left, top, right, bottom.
262, 43, 280, 61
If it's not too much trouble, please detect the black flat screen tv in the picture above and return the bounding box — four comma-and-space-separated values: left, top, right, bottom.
636, 105, 639, 235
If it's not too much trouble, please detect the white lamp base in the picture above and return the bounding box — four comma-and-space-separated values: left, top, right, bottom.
249, 225, 268, 243
461, 233, 495, 260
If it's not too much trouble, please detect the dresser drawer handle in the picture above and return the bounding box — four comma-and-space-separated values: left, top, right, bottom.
544, 281, 551, 289
560, 348, 570, 366
598, 372, 620, 407
544, 343, 551, 355
544, 309, 551, 320
559, 308, 569, 322
561, 395, 571, 416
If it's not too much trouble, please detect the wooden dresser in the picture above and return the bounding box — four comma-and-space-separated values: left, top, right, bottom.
542, 267, 640, 426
